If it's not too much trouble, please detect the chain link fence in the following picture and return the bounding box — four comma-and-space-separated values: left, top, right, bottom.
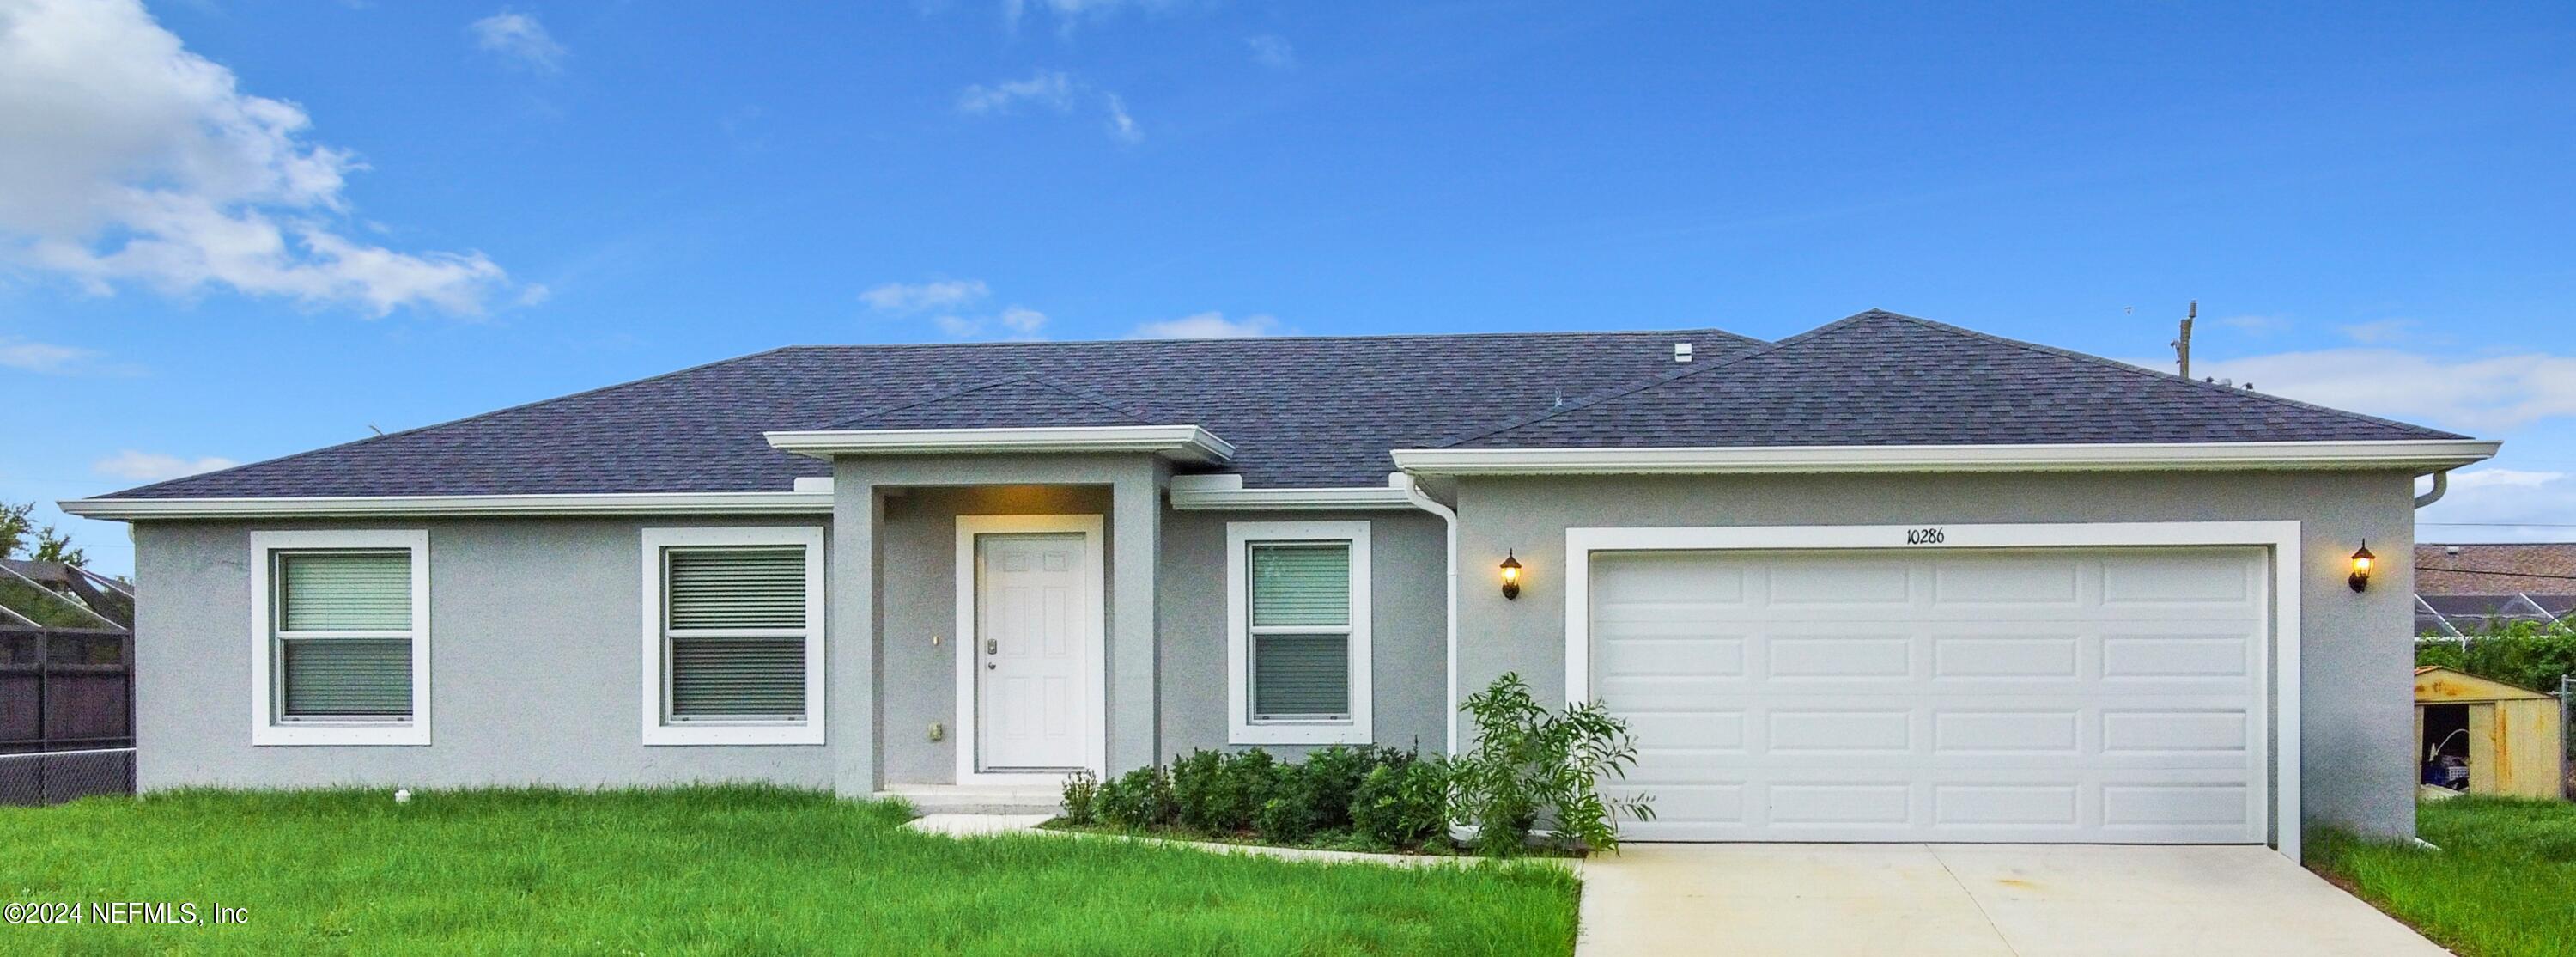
0, 747, 134, 806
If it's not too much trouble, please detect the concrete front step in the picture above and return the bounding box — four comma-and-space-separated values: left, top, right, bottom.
875, 783, 1062, 815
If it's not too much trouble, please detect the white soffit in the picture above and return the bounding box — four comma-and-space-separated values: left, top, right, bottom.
59, 491, 835, 521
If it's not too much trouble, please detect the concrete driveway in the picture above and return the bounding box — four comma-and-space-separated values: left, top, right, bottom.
1576, 844, 2449, 956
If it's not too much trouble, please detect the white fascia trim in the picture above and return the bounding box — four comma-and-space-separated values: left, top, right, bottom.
1226, 520, 1374, 746
766, 425, 1235, 464
1560, 520, 2302, 863
249, 529, 432, 747
640, 526, 829, 746
1170, 485, 1415, 511
61, 491, 833, 521
1392, 439, 2500, 476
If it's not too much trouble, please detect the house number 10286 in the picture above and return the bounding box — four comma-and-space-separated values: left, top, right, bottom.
1905, 527, 1947, 545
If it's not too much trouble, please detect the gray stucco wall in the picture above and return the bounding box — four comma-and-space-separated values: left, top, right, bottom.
1157, 509, 1451, 762
131, 490, 1450, 792
132, 517, 835, 790
1449, 469, 2423, 839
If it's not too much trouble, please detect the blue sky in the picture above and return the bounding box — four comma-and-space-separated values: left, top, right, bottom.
4, 1, 2573, 575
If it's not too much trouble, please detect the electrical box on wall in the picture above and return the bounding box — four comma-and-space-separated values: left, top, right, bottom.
928, 722, 945, 742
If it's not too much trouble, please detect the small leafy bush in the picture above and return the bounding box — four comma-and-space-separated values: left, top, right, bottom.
1452, 672, 1654, 856
1352, 758, 1449, 848
1300, 745, 1413, 833
1253, 763, 1320, 844
1059, 769, 1098, 826
1170, 750, 1229, 832
1096, 764, 1176, 830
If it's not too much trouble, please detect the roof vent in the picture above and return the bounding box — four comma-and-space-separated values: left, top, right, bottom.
1673, 342, 1693, 363
2446, 546, 2462, 555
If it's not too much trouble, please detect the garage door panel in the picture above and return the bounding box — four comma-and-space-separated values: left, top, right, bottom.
1591, 546, 2267, 844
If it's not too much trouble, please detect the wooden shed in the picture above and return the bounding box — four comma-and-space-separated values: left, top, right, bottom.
2415, 666, 2566, 799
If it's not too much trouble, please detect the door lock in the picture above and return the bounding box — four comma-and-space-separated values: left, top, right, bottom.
984, 637, 998, 655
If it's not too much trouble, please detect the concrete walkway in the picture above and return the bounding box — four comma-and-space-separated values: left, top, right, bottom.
1576, 844, 2450, 957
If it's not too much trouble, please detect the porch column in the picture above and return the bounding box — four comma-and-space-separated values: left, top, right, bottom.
1108, 469, 1162, 772
829, 462, 881, 797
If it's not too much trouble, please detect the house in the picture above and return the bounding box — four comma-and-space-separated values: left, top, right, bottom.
60, 310, 2499, 858
2414, 543, 2576, 637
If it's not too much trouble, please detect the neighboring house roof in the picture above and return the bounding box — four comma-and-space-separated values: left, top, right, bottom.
2416, 543, 2576, 594
87, 311, 2467, 502
1441, 311, 2461, 449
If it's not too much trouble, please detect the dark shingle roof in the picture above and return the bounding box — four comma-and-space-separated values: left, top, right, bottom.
106, 328, 1766, 497
95, 311, 2464, 502
1444, 311, 2463, 449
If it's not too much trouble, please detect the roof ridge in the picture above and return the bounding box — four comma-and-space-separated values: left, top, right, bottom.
775, 325, 1770, 351
1871, 313, 2465, 440
1425, 310, 1893, 448
95, 344, 804, 499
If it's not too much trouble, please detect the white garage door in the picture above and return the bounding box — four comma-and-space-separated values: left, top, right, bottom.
1591, 547, 2269, 843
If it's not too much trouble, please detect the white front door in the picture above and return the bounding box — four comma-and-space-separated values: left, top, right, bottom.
1592, 546, 2269, 843
975, 533, 1091, 771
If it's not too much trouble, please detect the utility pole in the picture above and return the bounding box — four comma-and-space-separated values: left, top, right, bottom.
2171, 301, 2196, 378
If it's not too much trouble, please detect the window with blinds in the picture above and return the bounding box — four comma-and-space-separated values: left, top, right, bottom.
1247, 542, 1352, 722
662, 546, 808, 722
272, 551, 416, 721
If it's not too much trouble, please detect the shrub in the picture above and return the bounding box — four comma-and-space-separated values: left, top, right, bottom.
1213, 748, 1275, 832
1301, 745, 1413, 833
1059, 769, 1099, 826
2417, 619, 2576, 695
1170, 750, 1229, 832
1096, 765, 1176, 830
1352, 758, 1449, 848
1451, 672, 1653, 856
1253, 763, 1320, 844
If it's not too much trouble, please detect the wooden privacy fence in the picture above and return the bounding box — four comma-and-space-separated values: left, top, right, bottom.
0, 625, 136, 805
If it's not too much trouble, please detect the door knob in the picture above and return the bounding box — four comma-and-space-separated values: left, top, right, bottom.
986, 661, 996, 670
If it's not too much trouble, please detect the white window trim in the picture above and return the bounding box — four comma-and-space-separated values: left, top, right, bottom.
1226, 521, 1373, 745
639, 526, 827, 746
248, 529, 431, 747
1560, 520, 2301, 862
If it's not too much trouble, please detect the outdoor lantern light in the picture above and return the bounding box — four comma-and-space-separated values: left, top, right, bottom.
1499, 552, 1523, 600
2349, 543, 2375, 593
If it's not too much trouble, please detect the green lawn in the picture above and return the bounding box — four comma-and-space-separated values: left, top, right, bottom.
0, 786, 1577, 955
2309, 796, 2576, 957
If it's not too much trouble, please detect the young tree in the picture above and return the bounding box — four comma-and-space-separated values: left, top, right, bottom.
0, 501, 88, 568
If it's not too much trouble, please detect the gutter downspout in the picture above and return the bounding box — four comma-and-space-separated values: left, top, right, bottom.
2415, 470, 2450, 509
1394, 473, 1461, 755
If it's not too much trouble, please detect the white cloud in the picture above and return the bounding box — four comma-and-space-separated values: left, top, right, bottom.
1247, 34, 1295, 69
957, 71, 1139, 142
957, 71, 1074, 114
860, 278, 990, 313
469, 10, 566, 73
0, 0, 518, 315
0, 338, 93, 373
1103, 94, 1140, 143
2175, 348, 2576, 434
2339, 319, 2415, 344
935, 305, 1048, 340
1000, 0, 1180, 31
1128, 311, 1280, 339
94, 449, 240, 482
2420, 467, 2576, 542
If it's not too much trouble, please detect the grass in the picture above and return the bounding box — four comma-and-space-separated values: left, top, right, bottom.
2309, 795, 2576, 957
0, 786, 1579, 955
1039, 820, 1581, 859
